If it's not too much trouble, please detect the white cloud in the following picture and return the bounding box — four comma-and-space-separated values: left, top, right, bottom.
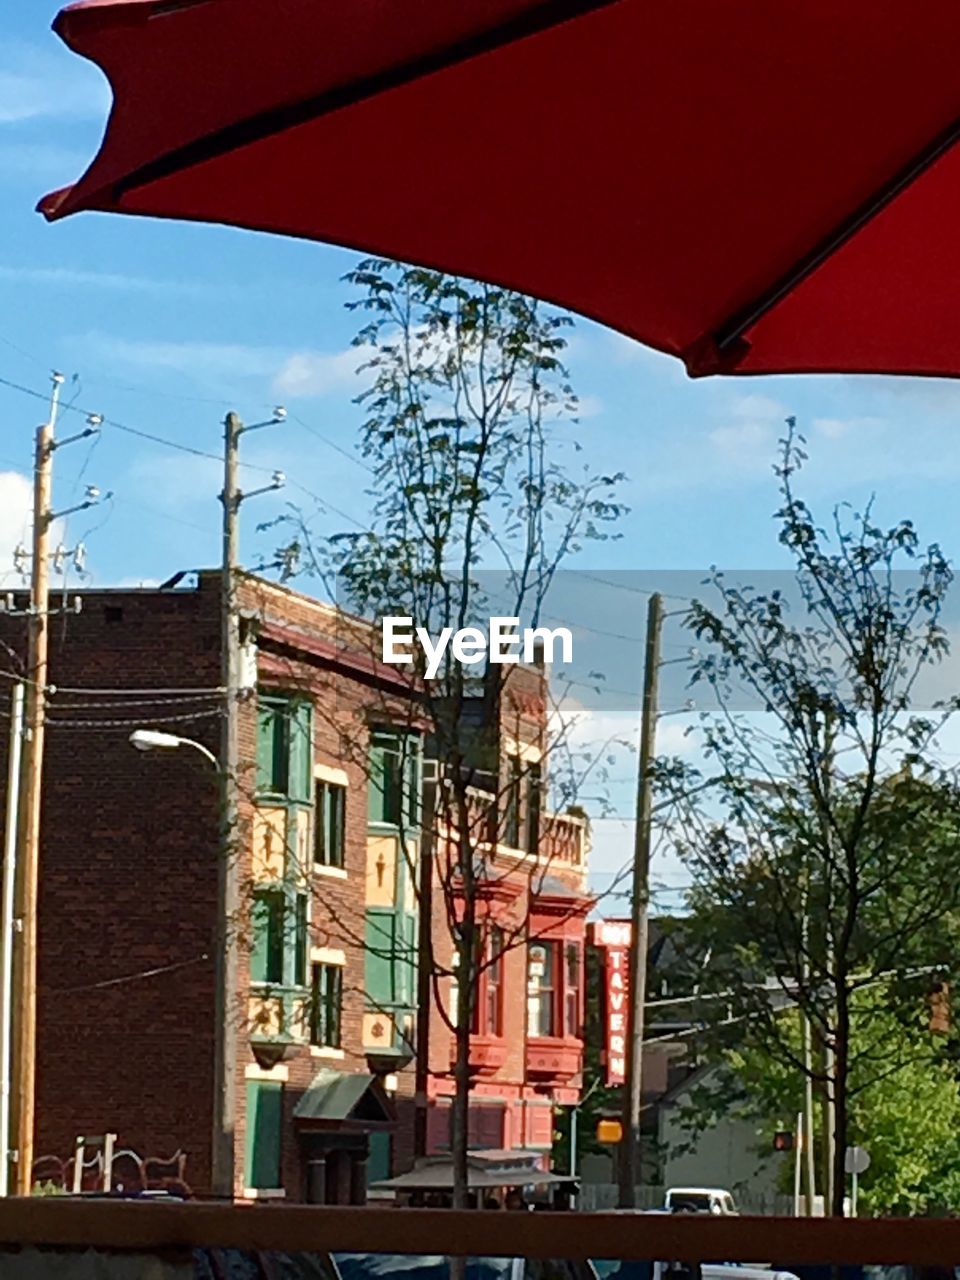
708, 417, 774, 459
0, 266, 214, 296
73, 332, 364, 401
273, 348, 363, 397
0, 143, 89, 178
811, 414, 882, 440
0, 44, 110, 124
77, 335, 280, 379
0, 472, 33, 568
127, 453, 222, 510
706, 393, 789, 471
106, 576, 163, 589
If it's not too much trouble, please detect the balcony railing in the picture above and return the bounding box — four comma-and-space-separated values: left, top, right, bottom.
540, 810, 588, 873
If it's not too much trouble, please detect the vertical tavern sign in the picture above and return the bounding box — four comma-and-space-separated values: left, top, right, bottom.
590, 920, 631, 1086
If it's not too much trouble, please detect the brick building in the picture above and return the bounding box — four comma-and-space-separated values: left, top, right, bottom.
417, 664, 591, 1165
0, 570, 590, 1201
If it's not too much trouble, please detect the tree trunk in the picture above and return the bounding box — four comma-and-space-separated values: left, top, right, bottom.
451, 795, 477, 1212
451, 973, 473, 1210
831, 990, 851, 1217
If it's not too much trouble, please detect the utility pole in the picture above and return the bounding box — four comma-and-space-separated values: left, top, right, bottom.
12, 375, 61, 1195
0, 683, 24, 1196
212, 410, 285, 1200
212, 409, 242, 1201
618, 591, 663, 1208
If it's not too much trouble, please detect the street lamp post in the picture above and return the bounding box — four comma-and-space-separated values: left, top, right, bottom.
129, 729, 221, 773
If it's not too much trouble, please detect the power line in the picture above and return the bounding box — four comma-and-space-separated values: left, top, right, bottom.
580, 572, 694, 606
290, 411, 375, 475
2, 370, 378, 530
46, 708, 224, 729
0, 373, 273, 474
49, 952, 210, 994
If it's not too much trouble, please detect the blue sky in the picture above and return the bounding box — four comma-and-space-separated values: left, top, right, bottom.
5, 3, 960, 905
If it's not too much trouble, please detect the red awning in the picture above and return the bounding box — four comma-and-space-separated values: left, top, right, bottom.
39, 0, 960, 379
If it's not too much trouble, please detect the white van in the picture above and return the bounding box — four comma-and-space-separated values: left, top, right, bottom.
664, 1188, 738, 1216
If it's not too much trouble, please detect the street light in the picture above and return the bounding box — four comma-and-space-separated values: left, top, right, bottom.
129, 728, 220, 772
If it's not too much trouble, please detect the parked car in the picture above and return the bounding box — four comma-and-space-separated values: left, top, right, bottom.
332, 1256, 596, 1280
664, 1189, 738, 1216
595, 1262, 798, 1280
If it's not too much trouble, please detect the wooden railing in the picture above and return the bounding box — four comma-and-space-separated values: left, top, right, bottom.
2, 1202, 960, 1264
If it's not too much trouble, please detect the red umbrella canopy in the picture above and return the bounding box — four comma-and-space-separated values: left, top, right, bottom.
38, 0, 960, 378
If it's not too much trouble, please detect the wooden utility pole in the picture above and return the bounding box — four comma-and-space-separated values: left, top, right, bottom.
212, 408, 283, 1198
12, 378, 61, 1195
212, 410, 242, 1200
618, 591, 663, 1208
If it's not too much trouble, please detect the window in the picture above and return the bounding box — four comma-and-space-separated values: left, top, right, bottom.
311, 962, 343, 1049
257, 696, 313, 800
504, 756, 522, 848
485, 927, 504, 1036
526, 762, 542, 856
251, 891, 284, 984
251, 890, 309, 989
315, 781, 346, 867
527, 941, 557, 1037
245, 1081, 283, 1190
565, 942, 581, 1037
368, 730, 420, 828
258, 701, 290, 796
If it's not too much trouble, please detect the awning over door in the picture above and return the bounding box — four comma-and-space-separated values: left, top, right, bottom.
293, 1069, 396, 1129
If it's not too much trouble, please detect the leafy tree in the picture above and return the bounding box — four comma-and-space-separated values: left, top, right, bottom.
670, 998, 960, 1216
659, 421, 960, 1214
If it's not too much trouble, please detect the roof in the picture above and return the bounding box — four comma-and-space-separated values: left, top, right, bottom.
535, 873, 591, 901
293, 1069, 395, 1127
371, 1150, 574, 1191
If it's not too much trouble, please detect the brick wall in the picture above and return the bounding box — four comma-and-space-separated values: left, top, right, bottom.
0, 583, 222, 1193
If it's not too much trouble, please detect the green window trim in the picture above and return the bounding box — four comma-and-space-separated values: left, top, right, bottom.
251, 889, 310, 992
364, 913, 397, 1006
257, 695, 314, 802
245, 1081, 283, 1190
368, 728, 421, 830
251, 891, 284, 985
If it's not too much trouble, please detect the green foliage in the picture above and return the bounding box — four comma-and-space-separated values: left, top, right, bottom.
658, 422, 960, 1213
674, 1002, 960, 1215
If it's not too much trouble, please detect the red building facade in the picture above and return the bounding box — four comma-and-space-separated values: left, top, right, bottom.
418, 666, 591, 1165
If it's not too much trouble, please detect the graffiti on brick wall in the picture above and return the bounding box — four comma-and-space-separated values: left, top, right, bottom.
32, 1146, 191, 1197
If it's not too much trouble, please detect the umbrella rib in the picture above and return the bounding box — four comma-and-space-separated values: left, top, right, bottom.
713, 108, 960, 358
112, 0, 621, 199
